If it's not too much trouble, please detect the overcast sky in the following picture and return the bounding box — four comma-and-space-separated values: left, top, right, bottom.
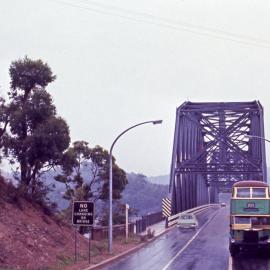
1, 0, 270, 177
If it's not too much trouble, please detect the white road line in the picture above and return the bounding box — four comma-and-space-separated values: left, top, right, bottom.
228, 255, 233, 270
161, 210, 220, 270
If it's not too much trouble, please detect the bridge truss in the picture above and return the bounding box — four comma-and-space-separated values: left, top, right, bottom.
170, 101, 267, 214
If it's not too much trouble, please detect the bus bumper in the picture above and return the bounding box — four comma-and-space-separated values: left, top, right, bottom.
230, 239, 270, 253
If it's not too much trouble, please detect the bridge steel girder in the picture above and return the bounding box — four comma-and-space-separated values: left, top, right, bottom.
170, 101, 267, 215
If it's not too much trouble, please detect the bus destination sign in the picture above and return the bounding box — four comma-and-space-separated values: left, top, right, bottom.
72, 201, 94, 226
243, 202, 258, 212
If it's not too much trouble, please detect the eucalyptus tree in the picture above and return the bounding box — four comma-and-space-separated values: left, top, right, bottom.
4, 56, 70, 198
55, 141, 128, 203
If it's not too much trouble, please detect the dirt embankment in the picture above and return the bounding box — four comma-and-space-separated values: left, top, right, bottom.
0, 178, 144, 270
0, 178, 88, 270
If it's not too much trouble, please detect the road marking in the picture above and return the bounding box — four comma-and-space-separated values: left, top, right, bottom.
161, 210, 220, 270
228, 255, 232, 270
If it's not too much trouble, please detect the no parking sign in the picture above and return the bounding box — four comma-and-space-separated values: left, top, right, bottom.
72, 201, 94, 226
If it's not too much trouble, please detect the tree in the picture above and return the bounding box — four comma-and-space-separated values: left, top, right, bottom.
0, 97, 9, 153
55, 141, 128, 203
4, 56, 70, 198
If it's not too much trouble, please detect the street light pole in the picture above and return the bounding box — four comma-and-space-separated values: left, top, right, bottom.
108, 120, 162, 253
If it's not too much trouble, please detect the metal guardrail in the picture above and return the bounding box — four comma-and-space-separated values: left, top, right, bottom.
166, 203, 220, 228
135, 219, 147, 234
135, 211, 164, 234
91, 223, 135, 240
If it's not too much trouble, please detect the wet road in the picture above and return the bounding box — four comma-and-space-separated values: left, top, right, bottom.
231, 255, 270, 270
164, 206, 229, 270
104, 207, 225, 270
104, 206, 270, 270
231, 246, 270, 270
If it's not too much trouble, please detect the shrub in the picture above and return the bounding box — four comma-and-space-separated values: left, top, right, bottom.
147, 228, 155, 239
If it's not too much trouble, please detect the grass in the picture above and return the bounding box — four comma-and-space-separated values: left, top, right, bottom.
91, 239, 107, 256
47, 234, 142, 270
43, 254, 75, 270
114, 233, 141, 244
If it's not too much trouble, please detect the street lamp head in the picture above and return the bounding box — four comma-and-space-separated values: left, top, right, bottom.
152, 120, 163, 125
243, 134, 270, 143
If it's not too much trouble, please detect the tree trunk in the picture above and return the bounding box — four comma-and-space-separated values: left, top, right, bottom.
20, 157, 29, 193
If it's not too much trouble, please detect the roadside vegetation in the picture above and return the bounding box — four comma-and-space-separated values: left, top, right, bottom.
0, 56, 128, 223
0, 56, 130, 270
0, 56, 166, 270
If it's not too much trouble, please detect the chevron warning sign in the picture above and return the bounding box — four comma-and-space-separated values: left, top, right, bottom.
162, 197, 171, 217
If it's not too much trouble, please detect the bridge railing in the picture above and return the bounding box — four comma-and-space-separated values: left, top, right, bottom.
166, 203, 220, 228
135, 211, 164, 234
91, 223, 135, 240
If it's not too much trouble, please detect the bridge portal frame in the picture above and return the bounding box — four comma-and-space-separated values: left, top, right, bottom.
170, 101, 267, 214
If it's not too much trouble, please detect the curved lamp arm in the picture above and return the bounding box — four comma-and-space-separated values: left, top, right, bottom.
110, 120, 163, 155
244, 134, 270, 143
108, 119, 162, 253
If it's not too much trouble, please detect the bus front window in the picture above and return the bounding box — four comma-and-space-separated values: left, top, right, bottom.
252, 188, 266, 198
234, 217, 251, 224
236, 188, 250, 198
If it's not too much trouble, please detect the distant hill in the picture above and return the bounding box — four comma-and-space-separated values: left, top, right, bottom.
148, 174, 170, 185
122, 173, 169, 216
26, 168, 170, 217
4, 166, 270, 216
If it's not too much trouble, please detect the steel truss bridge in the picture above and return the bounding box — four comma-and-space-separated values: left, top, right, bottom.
170, 101, 267, 214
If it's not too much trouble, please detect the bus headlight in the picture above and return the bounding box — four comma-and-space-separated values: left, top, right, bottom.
231, 238, 235, 243
267, 238, 270, 243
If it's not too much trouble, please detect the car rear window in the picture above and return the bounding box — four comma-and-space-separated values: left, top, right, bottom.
180, 215, 193, 220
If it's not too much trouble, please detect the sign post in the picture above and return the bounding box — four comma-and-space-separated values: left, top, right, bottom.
125, 204, 129, 243
88, 228, 91, 264
74, 226, 77, 262
72, 201, 94, 264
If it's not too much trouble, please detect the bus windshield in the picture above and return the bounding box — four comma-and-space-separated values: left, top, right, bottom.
234, 217, 250, 224
236, 188, 250, 198
252, 188, 266, 198
251, 217, 270, 225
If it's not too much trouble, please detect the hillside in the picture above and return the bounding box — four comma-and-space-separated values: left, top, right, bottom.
41, 170, 170, 217
122, 173, 169, 215
0, 177, 88, 270
147, 174, 170, 185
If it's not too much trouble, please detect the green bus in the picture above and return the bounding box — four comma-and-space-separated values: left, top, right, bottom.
230, 180, 270, 256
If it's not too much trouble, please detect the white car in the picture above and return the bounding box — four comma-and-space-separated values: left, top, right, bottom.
177, 213, 198, 229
